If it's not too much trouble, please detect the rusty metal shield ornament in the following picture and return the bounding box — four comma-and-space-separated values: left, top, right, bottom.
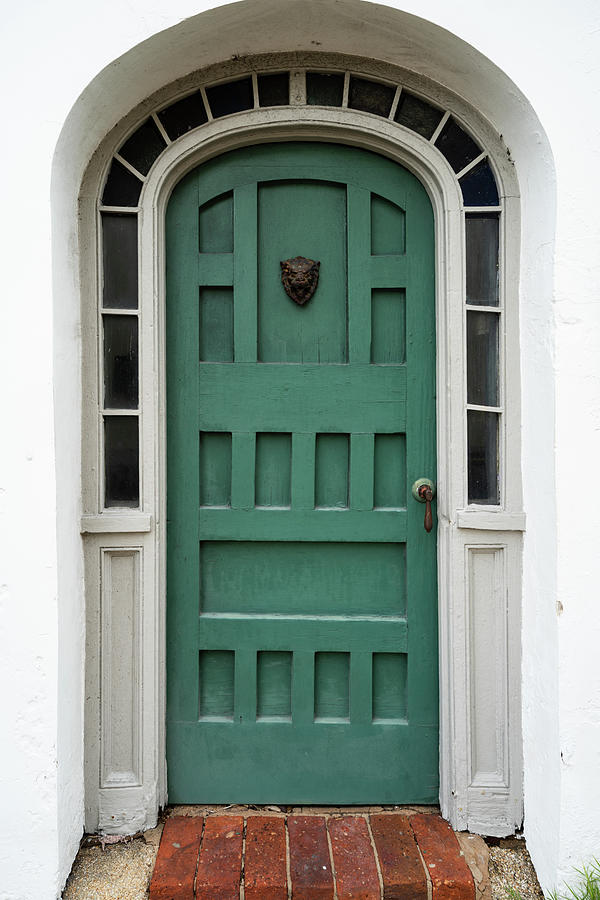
280, 256, 321, 306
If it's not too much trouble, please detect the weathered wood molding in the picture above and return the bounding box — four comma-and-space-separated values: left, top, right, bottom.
81, 514, 152, 534
456, 510, 526, 531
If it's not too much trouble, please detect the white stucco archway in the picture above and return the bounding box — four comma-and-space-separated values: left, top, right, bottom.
51, 0, 557, 889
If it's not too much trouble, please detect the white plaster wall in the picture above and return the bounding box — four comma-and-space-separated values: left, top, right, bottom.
0, 0, 598, 896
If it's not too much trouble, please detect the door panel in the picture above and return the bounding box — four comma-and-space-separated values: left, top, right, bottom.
166, 142, 437, 803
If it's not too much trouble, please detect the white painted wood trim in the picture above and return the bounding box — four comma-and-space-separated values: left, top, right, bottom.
80, 53, 523, 838
457, 510, 526, 531
81, 514, 152, 534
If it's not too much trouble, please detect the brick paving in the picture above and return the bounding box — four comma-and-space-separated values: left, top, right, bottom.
149, 810, 475, 899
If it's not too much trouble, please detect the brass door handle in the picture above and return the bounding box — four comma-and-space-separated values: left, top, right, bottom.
412, 478, 436, 533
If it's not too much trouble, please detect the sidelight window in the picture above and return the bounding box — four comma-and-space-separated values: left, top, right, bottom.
465, 213, 501, 504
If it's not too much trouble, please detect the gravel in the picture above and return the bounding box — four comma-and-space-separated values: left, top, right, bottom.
62, 835, 160, 900
489, 843, 545, 900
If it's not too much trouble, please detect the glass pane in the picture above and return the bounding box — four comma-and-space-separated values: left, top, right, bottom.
101, 158, 143, 207
103, 315, 139, 409
467, 311, 499, 406
466, 214, 499, 306
394, 91, 443, 139
102, 214, 138, 309
206, 78, 253, 118
348, 76, 395, 117
468, 410, 499, 504
258, 73, 289, 107
157, 91, 208, 140
460, 159, 499, 206
306, 72, 344, 106
118, 118, 166, 176
104, 416, 139, 507
434, 116, 481, 173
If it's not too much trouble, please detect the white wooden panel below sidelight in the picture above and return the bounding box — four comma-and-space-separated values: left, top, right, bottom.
100, 549, 142, 788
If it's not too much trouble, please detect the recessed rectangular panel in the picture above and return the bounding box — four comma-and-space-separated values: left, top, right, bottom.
257, 651, 292, 719
371, 289, 406, 364
104, 416, 139, 508
258, 180, 347, 363
200, 432, 232, 507
374, 433, 406, 508
200, 542, 405, 616
102, 213, 138, 309
467, 310, 499, 406
315, 433, 349, 508
466, 214, 499, 305
372, 653, 407, 721
100, 550, 141, 787
255, 433, 292, 507
199, 192, 233, 253
199, 287, 233, 361
371, 194, 405, 255
315, 652, 350, 721
468, 547, 508, 786
199, 650, 235, 720
103, 314, 138, 409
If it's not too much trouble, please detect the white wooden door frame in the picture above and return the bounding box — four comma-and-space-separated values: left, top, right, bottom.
80, 59, 524, 836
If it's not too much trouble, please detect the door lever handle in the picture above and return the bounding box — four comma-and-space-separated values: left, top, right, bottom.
412, 478, 436, 533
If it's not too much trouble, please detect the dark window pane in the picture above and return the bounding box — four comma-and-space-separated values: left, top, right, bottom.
348, 77, 395, 117
467, 311, 499, 407
394, 91, 443, 139
103, 315, 139, 409
435, 116, 481, 173
258, 73, 289, 107
101, 158, 143, 207
104, 416, 139, 507
306, 72, 344, 106
460, 159, 500, 206
468, 410, 499, 504
206, 77, 254, 118
102, 213, 138, 309
118, 118, 167, 176
157, 91, 208, 140
466, 214, 499, 306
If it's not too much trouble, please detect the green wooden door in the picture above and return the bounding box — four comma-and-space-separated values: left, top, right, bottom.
166, 142, 437, 803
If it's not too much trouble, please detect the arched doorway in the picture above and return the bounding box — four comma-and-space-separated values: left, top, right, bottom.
75, 50, 525, 838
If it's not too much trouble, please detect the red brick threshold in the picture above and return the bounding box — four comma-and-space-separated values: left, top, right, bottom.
149, 809, 474, 900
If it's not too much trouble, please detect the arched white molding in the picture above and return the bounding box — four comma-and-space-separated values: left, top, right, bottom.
52, 2, 557, 880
